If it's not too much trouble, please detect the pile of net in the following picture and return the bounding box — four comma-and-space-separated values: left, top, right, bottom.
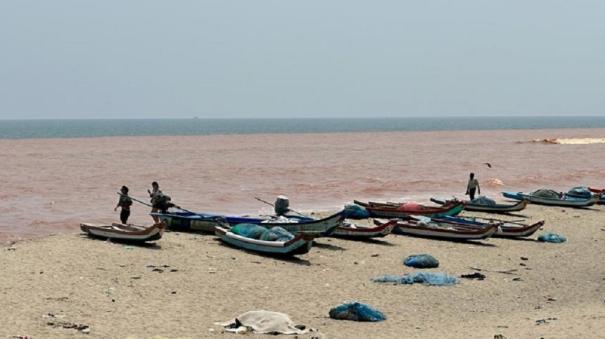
470, 196, 496, 206
230, 224, 294, 242
403, 254, 439, 268
328, 302, 386, 322
372, 272, 458, 286
216, 310, 308, 335
537, 232, 567, 243
567, 187, 592, 199
532, 189, 561, 199
343, 203, 370, 219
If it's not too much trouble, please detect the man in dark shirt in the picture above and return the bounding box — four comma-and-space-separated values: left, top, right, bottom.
115, 186, 133, 224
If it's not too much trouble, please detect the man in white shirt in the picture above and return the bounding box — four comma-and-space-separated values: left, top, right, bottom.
466, 173, 481, 200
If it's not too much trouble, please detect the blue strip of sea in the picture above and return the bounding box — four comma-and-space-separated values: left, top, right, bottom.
0, 116, 604, 139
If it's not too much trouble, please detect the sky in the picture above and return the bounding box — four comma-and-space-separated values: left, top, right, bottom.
0, 1, 604, 119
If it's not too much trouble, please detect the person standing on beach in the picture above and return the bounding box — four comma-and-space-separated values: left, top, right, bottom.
465, 173, 481, 200
149, 181, 176, 222
115, 186, 133, 224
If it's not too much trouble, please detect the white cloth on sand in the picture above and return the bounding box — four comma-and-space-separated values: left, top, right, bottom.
217, 310, 308, 335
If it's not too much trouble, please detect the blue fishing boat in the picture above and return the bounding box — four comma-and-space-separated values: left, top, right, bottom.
502, 189, 598, 207
154, 210, 341, 236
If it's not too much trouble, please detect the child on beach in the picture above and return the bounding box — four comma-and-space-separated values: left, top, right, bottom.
115, 186, 133, 224
465, 173, 481, 200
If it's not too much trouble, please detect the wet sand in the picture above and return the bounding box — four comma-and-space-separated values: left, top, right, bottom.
1, 204, 604, 338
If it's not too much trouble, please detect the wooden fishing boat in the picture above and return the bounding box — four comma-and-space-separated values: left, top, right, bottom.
155, 211, 343, 237
214, 226, 313, 256
434, 216, 545, 238
330, 220, 397, 239
377, 218, 498, 240
430, 197, 528, 213
354, 200, 464, 218
80, 222, 165, 242
502, 190, 598, 207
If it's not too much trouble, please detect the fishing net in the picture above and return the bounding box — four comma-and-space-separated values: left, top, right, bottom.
230, 224, 267, 239
403, 254, 440, 268
470, 196, 496, 206
259, 226, 295, 242
343, 203, 370, 219
328, 302, 386, 322
567, 187, 592, 199
532, 189, 560, 199
373, 272, 458, 286
537, 233, 567, 243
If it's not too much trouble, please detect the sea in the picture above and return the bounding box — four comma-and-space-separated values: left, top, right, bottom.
0, 116, 604, 242
2, 116, 605, 139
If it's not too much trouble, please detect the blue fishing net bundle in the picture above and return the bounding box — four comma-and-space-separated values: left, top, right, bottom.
373, 272, 458, 286
230, 224, 294, 241
230, 224, 266, 239
403, 254, 440, 268
259, 226, 295, 241
329, 302, 386, 322
343, 203, 370, 219
537, 233, 567, 243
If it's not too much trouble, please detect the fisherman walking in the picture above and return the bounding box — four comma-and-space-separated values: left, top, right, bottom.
115, 185, 133, 224
465, 173, 481, 200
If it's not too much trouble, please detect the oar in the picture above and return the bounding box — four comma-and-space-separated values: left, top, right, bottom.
117, 192, 152, 207
254, 197, 308, 217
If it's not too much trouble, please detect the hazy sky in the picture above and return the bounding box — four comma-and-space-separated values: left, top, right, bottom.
0, 1, 604, 119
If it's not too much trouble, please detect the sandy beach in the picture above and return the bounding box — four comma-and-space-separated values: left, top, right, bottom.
1, 203, 604, 338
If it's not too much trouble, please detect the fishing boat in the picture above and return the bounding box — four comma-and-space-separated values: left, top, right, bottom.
377, 217, 498, 240
214, 226, 313, 256
430, 197, 528, 213
434, 216, 545, 238
330, 220, 397, 239
566, 187, 605, 204
80, 222, 165, 242
154, 211, 343, 237
502, 189, 598, 207
353, 200, 464, 218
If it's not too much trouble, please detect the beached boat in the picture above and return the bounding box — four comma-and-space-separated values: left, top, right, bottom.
566, 187, 605, 204
354, 200, 464, 218
330, 220, 397, 239
214, 226, 313, 256
155, 211, 343, 237
434, 216, 545, 238
502, 189, 598, 207
80, 222, 165, 242
430, 197, 528, 213
377, 218, 498, 240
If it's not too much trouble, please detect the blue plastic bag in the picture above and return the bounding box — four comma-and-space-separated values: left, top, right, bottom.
537, 233, 567, 243
373, 272, 458, 286
329, 302, 386, 322
403, 254, 439, 268
343, 203, 371, 219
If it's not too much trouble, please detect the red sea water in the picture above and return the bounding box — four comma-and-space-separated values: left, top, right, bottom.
0, 128, 604, 242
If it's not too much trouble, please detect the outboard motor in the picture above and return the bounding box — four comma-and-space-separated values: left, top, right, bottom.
274, 195, 290, 216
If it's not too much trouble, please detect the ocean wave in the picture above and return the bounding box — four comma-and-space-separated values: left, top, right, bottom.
531, 138, 605, 145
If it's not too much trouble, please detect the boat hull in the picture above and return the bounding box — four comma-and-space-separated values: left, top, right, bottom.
331, 220, 396, 239
430, 198, 528, 213
502, 191, 598, 207
80, 223, 164, 242
354, 200, 464, 218
156, 211, 343, 237
380, 219, 497, 240
435, 216, 545, 238
214, 226, 312, 256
